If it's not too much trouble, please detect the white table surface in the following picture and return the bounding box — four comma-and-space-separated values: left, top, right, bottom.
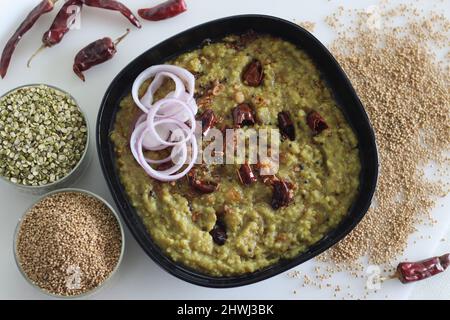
0, 0, 448, 300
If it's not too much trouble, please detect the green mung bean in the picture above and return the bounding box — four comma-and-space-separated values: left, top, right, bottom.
0, 85, 87, 186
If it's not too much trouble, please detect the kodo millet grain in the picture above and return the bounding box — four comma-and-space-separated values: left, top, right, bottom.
16, 192, 122, 297
321, 2, 450, 266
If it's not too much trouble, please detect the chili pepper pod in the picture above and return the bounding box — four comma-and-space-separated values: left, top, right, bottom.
84, 0, 141, 28
0, 0, 58, 78
44, 0, 83, 47
28, 0, 84, 68
396, 253, 450, 283
138, 0, 187, 21
73, 29, 130, 81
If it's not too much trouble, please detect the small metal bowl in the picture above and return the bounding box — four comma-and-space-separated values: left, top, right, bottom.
0, 84, 90, 195
13, 188, 125, 299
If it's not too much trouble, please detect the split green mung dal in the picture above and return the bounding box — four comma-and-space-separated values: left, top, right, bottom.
0, 85, 87, 186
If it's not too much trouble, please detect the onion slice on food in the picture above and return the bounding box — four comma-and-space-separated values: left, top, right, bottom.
135, 128, 198, 182
132, 65, 196, 113
146, 98, 196, 146
130, 64, 199, 182
140, 71, 185, 107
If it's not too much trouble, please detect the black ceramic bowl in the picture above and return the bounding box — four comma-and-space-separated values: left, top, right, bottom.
97, 15, 378, 288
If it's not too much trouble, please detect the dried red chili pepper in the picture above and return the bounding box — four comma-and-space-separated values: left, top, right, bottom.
73, 29, 130, 81
197, 109, 217, 136
0, 0, 58, 78
84, 0, 141, 28
28, 0, 84, 67
232, 103, 255, 127
278, 111, 296, 141
307, 111, 328, 134
242, 59, 264, 87
271, 179, 294, 210
187, 169, 219, 194
237, 164, 257, 185
396, 253, 450, 283
209, 218, 227, 246
45, 0, 83, 47
138, 0, 187, 21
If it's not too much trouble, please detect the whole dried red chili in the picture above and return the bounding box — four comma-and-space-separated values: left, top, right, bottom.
28, 0, 84, 67
73, 29, 130, 81
138, 0, 187, 21
232, 103, 255, 127
278, 111, 296, 141
44, 0, 83, 47
307, 111, 328, 134
84, 0, 141, 28
271, 179, 294, 210
0, 0, 58, 78
396, 253, 450, 283
242, 59, 264, 87
237, 164, 257, 185
197, 109, 217, 136
187, 169, 219, 194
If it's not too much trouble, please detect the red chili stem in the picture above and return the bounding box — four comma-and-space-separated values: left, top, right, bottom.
83, 0, 141, 28
114, 28, 130, 46
138, 0, 187, 21
0, 0, 58, 78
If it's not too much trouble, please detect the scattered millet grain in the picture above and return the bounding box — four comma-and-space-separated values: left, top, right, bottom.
290, 2, 449, 298
319, 2, 450, 266
16, 192, 122, 297
287, 270, 302, 278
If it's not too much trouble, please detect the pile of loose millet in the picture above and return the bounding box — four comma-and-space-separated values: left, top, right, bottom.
0, 85, 87, 186
320, 2, 450, 266
16, 192, 122, 296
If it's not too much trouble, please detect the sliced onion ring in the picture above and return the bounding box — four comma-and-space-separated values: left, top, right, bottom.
135, 127, 198, 182
141, 72, 185, 107
131, 122, 171, 164
132, 65, 195, 113
130, 65, 199, 182
147, 99, 196, 146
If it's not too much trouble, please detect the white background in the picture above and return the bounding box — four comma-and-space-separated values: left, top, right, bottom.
0, 0, 448, 300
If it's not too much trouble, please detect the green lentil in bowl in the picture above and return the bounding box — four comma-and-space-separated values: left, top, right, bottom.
0, 84, 89, 194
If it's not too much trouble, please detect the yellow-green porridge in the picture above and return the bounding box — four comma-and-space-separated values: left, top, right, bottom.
111, 33, 361, 276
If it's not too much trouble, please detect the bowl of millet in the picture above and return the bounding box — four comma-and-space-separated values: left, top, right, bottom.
13, 189, 124, 299
0, 84, 90, 195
